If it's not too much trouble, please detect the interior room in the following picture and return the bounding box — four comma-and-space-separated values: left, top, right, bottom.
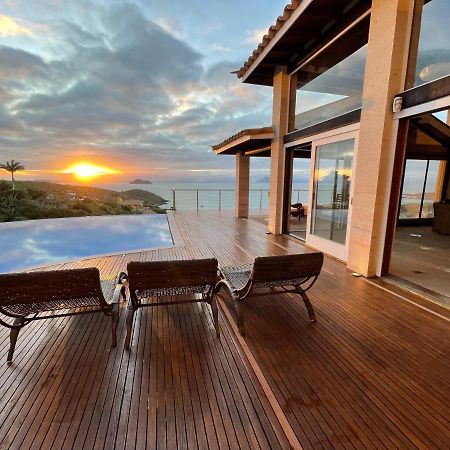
389, 110, 450, 301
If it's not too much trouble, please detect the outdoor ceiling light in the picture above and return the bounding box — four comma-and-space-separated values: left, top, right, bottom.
392, 96, 403, 113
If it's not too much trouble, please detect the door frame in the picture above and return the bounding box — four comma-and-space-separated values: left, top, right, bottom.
306, 129, 359, 261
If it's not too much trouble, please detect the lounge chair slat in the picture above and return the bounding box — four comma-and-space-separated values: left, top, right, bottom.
125, 258, 220, 350
0, 268, 124, 361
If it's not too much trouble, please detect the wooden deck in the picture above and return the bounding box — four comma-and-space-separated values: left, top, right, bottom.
0, 211, 449, 449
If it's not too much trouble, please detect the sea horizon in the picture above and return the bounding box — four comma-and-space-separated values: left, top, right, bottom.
57, 180, 310, 210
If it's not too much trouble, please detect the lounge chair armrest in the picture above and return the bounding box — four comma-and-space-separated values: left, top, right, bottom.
106, 273, 128, 306
112, 283, 125, 305
214, 278, 237, 294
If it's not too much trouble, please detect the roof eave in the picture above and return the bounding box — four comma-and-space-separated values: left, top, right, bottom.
212, 127, 273, 155
238, 0, 314, 85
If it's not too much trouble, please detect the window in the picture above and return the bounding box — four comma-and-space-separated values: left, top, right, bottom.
410, 0, 450, 87
399, 159, 441, 220
295, 45, 367, 130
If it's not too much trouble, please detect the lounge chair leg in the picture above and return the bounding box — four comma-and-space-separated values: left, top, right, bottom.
232, 293, 245, 336
211, 296, 220, 337
300, 292, 316, 322
125, 306, 135, 350
7, 318, 24, 363
111, 302, 119, 348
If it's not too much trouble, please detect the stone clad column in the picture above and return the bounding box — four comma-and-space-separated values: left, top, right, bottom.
268, 66, 294, 234
347, 0, 415, 276
235, 152, 250, 218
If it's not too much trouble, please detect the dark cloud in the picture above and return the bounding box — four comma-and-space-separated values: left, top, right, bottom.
0, 2, 272, 180
0, 46, 48, 80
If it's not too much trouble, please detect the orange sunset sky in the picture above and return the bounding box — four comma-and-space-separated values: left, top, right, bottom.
0, 1, 289, 184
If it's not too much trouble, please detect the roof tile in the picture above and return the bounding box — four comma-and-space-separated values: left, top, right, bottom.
237, 1, 302, 79
211, 127, 273, 151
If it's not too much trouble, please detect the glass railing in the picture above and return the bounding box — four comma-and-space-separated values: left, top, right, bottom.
171, 189, 308, 211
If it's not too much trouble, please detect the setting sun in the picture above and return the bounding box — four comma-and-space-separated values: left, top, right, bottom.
60, 162, 120, 181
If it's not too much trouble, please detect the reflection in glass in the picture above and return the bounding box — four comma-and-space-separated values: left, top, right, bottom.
422, 160, 440, 218
399, 160, 441, 220
413, 0, 450, 86
289, 157, 311, 240
295, 45, 367, 130
311, 139, 354, 245
399, 160, 428, 219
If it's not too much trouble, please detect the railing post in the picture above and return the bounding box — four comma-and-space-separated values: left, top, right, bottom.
297, 190, 300, 203
172, 189, 176, 210
196, 190, 199, 211
259, 190, 263, 210
219, 190, 222, 210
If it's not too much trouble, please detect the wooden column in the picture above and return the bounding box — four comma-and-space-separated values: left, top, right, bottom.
235, 152, 250, 218
347, 0, 415, 277
268, 66, 295, 234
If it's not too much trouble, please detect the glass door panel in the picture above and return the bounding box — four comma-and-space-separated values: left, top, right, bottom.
289, 156, 310, 240
310, 139, 354, 245
422, 160, 440, 218
399, 160, 427, 219
399, 159, 442, 221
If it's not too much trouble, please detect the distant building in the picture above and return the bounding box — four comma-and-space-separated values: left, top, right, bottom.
122, 199, 145, 210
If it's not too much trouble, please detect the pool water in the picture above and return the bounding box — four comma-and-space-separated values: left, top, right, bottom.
0, 214, 173, 273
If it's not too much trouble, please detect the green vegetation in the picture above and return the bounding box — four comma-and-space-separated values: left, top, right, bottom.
0, 181, 167, 222
0, 160, 25, 191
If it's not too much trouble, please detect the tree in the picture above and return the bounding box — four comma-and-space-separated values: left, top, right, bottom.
0, 160, 25, 190
0, 191, 21, 221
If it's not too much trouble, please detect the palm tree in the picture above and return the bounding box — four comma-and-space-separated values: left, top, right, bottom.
0, 160, 25, 190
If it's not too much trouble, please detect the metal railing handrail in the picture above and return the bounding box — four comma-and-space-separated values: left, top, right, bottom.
171, 188, 309, 211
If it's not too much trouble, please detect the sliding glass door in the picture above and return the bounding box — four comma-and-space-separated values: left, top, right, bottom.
399, 159, 441, 222
306, 132, 357, 261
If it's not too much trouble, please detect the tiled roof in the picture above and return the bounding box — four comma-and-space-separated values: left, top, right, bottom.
211, 127, 273, 151
236, 1, 302, 79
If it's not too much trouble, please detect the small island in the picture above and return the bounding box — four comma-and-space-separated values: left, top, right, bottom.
130, 178, 152, 185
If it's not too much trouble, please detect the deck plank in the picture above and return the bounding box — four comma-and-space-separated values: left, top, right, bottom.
0, 211, 448, 449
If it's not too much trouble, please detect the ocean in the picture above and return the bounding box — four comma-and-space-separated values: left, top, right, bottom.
64, 181, 310, 211
55, 178, 433, 213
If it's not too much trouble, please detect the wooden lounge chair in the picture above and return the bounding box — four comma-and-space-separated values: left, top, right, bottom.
0, 268, 125, 362
216, 253, 324, 335
125, 258, 220, 350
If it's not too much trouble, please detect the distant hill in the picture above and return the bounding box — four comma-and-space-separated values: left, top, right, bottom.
14, 181, 166, 206
16, 181, 167, 206
130, 178, 152, 185
0, 181, 168, 222
257, 175, 270, 183
120, 189, 166, 206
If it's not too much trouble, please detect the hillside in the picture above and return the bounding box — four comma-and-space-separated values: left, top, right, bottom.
0, 181, 167, 222
119, 189, 165, 205
14, 181, 166, 205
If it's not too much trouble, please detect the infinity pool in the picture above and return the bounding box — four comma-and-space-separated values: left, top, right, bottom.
0, 214, 173, 273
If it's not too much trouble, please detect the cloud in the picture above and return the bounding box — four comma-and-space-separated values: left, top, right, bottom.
245, 28, 267, 45
0, 1, 273, 182
209, 43, 231, 53
0, 14, 32, 37
0, 46, 48, 80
